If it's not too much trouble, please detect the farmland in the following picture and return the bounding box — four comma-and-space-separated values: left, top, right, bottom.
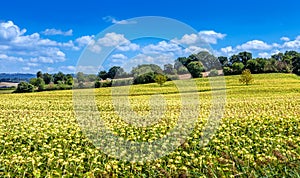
0, 73, 299, 177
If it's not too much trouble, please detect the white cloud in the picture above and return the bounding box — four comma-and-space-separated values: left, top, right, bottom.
87, 32, 139, 53
172, 34, 198, 45
117, 43, 140, 51
198, 30, 226, 44
27, 62, 39, 67
75, 35, 95, 47
42, 28, 73, 36
0, 21, 26, 41
280, 37, 290, 42
258, 52, 270, 58
236, 40, 272, 50
272, 43, 281, 48
221, 46, 234, 53
142, 41, 182, 54
111, 54, 128, 60
0, 20, 71, 70
172, 31, 226, 46
103, 16, 137, 25
0, 54, 24, 62
97, 32, 130, 47
282, 39, 300, 49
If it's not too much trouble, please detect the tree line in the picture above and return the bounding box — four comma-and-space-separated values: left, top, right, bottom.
15, 50, 300, 92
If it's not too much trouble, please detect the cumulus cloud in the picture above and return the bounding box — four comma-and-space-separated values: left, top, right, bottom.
172, 34, 198, 45
221, 46, 234, 53
198, 30, 226, 44
258, 52, 270, 58
172, 31, 226, 46
282, 38, 300, 49
0, 20, 76, 72
87, 32, 139, 53
111, 54, 128, 60
236, 40, 272, 50
102, 16, 137, 25
42, 28, 73, 36
280, 37, 290, 42
142, 41, 182, 55
75, 35, 95, 47
0, 21, 27, 41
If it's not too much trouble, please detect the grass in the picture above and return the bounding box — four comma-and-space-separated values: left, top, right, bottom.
0, 73, 299, 177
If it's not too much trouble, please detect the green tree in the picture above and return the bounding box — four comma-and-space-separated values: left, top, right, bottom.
154, 74, 167, 86
29, 78, 38, 86
238, 51, 252, 65
36, 78, 45, 90
133, 72, 155, 84
131, 64, 163, 77
246, 59, 259, 73
232, 62, 245, 74
37, 71, 43, 78
239, 69, 254, 85
292, 56, 300, 75
53, 72, 66, 84
223, 66, 232, 75
15, 82, 34, 93
107, 66, 122, 79
98, 70, 108, 80
187, 61, 204, 78
229, 54, 240, 64
218, 56, 229, 67
43, 73, 53, 84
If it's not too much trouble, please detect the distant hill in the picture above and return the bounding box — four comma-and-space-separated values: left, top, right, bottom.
0, 73, 35, 83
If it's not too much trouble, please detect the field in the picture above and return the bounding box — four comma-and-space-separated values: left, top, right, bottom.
0, 73, 299, 177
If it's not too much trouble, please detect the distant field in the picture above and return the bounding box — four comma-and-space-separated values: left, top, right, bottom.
0, 73, 299, 177
0, 82, 18, 88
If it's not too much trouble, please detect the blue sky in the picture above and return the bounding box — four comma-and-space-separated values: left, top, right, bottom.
1, 0, 300, 73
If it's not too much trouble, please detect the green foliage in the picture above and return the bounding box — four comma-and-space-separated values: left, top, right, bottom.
42, 73, 53, 84
133, 72, 155, 84
36, 71, 43, 78
187, 61, 204, 78
232, 62, 245, 74
53, 72, 66, 84
154, 74, 167, 86
29, 78, 45, 91
131, 64, 163, 77
66, 77, 74, 86
223, 66, 232, 75
246, 59, 259, 73
14, 82, 34, 93
239, 69, 254, 85
98, 70, 108, 80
